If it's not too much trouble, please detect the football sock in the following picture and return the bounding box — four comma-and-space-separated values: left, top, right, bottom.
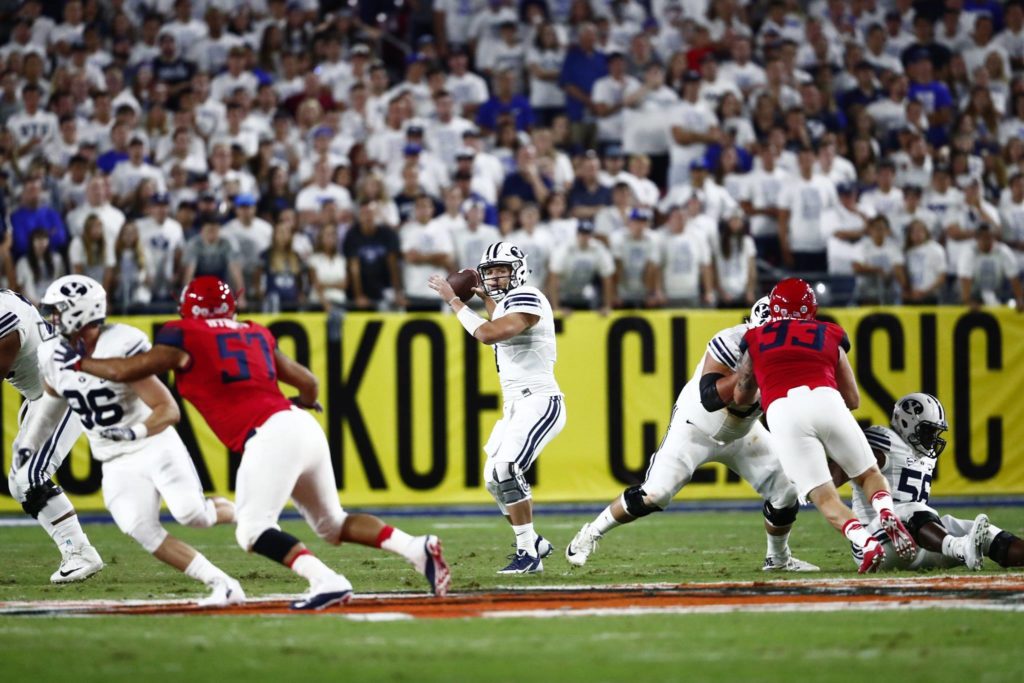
290, 551, 337, 584
870, 491, 896, 515
983, 522, 1004, 553
841, 519, 872, 548
941, 535, 967, 563
766, 530, 791, 558
376, 525, 418, 562
512, 523, 538, 557
38, 493, 90, 551
593, 506, 620, 535
184, 552, 228, 586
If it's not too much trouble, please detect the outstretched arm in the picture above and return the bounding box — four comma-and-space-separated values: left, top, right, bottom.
101, 376, 181, 442
427, 275, 538, 344
77, 344, 189, 383
733, 351, 759, 406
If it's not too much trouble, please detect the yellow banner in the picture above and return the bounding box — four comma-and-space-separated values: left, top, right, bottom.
1, 307, 1021, 511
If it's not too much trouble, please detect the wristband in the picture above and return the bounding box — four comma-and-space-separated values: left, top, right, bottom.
130, 423, 149, 440
456, 305, 486, 337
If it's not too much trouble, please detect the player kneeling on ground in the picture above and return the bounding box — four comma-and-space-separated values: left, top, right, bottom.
835, 392, 1024, 571
60, 276, 449, 609
37, 275, 242, 606
566, 297, 817, 572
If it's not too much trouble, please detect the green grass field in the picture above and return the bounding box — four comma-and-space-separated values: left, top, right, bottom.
2, 505, 1023, 682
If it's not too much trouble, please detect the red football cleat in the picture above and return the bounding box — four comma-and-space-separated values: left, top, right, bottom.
858, 539, 885, 574
879, 509, 918, 560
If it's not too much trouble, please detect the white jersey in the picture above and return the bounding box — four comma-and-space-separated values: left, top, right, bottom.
676, 323, 763, 444
491, 286, 560, 400
852, 425, 935, 523
0, 289, 52, 400
39, 324, 154, 462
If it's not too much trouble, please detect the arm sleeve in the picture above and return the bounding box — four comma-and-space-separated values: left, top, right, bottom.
0, 310, 20, 340
120, 326, 152, 357
707, 333, 740, 371
153, 322, 186, 349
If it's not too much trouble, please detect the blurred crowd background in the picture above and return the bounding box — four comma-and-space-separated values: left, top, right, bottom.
1, 0, 1023, 315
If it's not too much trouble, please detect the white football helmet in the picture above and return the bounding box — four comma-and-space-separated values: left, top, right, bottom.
40, 275, 107, 337
747, 296, 771, 328
891, 392, 948, 458
478, 241, 529, 302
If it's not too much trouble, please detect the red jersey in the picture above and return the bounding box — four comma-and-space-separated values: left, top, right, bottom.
155, 318, 293, 452
741, 319, 851, 411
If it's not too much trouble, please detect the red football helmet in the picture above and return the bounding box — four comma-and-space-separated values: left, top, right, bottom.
769, 278, 817, 320
179, 276, 237, 320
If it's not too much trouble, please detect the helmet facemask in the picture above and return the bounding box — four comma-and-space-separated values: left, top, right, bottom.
478, 243, 529, 303
479, 263, 518, 302
908, 421, 947, 458
891, 393, 948, 458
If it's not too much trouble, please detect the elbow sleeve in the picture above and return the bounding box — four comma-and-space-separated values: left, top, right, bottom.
699, 372, 727, 413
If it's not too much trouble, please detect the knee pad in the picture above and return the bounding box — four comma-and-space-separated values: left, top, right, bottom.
250, 527, 302, 564
175, 499, 217, 529
763, 500, 800, 528
492, 462, 531, 507
905, 510, 942, 539
988, 531, 1016, 568
622, 485, 665, 517
21, 480, 63, 518
126, 519, 168, 554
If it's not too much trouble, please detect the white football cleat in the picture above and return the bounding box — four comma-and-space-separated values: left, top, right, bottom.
565, 523, 601, 567
198, 577, 246, 608
964, 514, 989, 571
762, 554, 820, 572
291, 574, 354, 611
51, 544, 104, 584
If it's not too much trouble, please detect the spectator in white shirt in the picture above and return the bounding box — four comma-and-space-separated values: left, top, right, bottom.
109, 136, 167, 205
713, 211, 758, 308
296, 160, 354, 226
526, 23, 567, 126
778, 144, 839, 272
858, 159, 905, 218
958, 223, 1024, 310
548, 220, 616, 314
650, 204, 715, 308
902, 219, 948, 305
592, 51, 641, 154
508, 203, 555, 297
852, 215, 907, 305
401, 193, 456, 311
610, 207, 659, 308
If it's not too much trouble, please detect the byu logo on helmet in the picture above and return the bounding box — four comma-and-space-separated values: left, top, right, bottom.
478, 242, 530, 302
40, 275, 108, 338
891, 392, 948, 458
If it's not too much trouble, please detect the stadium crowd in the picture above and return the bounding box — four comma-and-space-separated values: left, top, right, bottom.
1, 0, 1023, 314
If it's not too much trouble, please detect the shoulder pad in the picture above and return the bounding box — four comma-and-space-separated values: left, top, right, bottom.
863, 425, 895, 454
706, 324, 745, 371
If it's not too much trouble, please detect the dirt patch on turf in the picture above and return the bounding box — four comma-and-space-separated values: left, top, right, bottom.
2, 575, 1023, 619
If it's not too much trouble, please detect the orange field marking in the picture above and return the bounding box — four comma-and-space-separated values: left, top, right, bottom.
3, 575, 1023, 619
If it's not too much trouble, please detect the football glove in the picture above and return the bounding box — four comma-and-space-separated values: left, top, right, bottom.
100, 426, 139, 442
290, 396, 324, 413
55, 341, 82, 371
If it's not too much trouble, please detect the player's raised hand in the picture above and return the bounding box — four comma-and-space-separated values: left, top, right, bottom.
100, 426, 138, 442
290, 396, 324, 413
55, 340, 82, 371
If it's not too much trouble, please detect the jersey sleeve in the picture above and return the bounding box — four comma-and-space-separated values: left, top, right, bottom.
119, 326, 152, 357
502, 290, 544, 316
36, 339, 60, 391
707, 330, 741, 371
0, 309, 20, 341
154, 321, 186, 349
862, 425, 893, 469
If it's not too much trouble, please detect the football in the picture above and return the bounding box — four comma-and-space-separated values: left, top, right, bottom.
447, 268, 481, 303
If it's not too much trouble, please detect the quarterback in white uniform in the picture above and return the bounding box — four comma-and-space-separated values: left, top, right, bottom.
837, 393, 1024, 571
565, 298, 818, 572
1, 287, 102, 583
37, 275, 244, 606
429, 242, 565, 574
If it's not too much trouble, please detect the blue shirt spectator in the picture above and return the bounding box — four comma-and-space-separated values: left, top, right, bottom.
476, 69, 535, 133
10, 180, 69, 259
558, 25, 608, 123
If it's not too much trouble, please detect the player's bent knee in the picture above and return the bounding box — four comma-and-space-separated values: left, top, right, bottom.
175, 500, 217, 529
904, 510, 942, 539
988, 531, 1017, 568
623, 485, 665, 517
763, 500, 799, 527
20, 480, 63, 518
127, 520, 168, 554
492, 462, 531, 506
